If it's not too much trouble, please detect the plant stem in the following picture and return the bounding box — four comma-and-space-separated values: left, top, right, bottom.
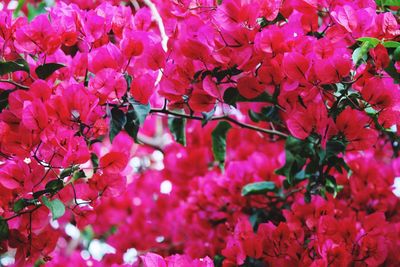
149, 108, 288, 138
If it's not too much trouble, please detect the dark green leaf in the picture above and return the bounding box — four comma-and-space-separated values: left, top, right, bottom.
214, 255, 225, 267
257, 17, 268, 28
91, 153, 99, 170
201, 70, 213, 80
275, 137, 311, 184
304, 191, 311, 203
73, 170, 86, 180
201, 108, 216, 127
333, 157, 350, 173
241, 181, 276, 196
193, 70, 204, 81
214, 69, 228, 82
260, 106, 280, 122
34, 259, 46, 267
326, 139, 346, 156
223, 87, 239, 107
13, 199, 27, 213
35, 63, 65, 80
168, 115, 186, 146
33, 189, 48, 199
228, 66, 242, 76
211, 121, 232, 167
0, 217, 9, 241
127, 98, 151, 125
275, 153, 306, 185
124, 109, 140, 141
0, 90, 11, 112
249, 106, 280, 123
109, 107, 127, 142
305, 158, 320, 175
241, 257, 267, 267
249, 208, 271, 230
45, 179, 64, 193
237, 92, 273, 102
394, 46, 400, 61
59, 167, 77, 179
0, 59, 30, 76
42, 196, 65, 220
124, 73, 133, 88
248, 110, 262, 122
385, 60, 400, 84
286, 136, 311, 154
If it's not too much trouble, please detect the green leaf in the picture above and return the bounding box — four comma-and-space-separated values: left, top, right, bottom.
241, 181, 276, 196
27, 3, 47, 21
326, 139, 346, 156
42, 196, 65, 220
127, 99, 151, 125
91, 153, 99, 170
201, 108, 216, 127
213, 255, 225, 267
223, 88, 273, 107
248, 110, 262, 122
13, 0, 25, 17
261, 106, 280, 122
223, 87, 239, 107
34, 259, 46, 267
168, 115, 186, 146
394, 46, 400, 61
193, 70, 204, 82
0, 59, 30, 76
35, 63, 65, 80
124, 73, 133, 88
375, 0, 400, 6
13, 199, 27, 213
385, 60, 400, 84
124, 109, 140, 141
109, 107, 127, 142
72, 170, 86, 180
383, 41, 400, 48
352, 47, 369, 66
0, 90, 11, 113
124, 99, 151, 142
257, 17, 268, 28
275, 137, 312, 185
45, 179, 64, 193
59, 167, 78, 179
211, 121, 232, 167
0, 217, 9, 242
33, 189, 49, 199
357, 37, 380, 47
237, 92, 273, 102
249, 106, 280, 123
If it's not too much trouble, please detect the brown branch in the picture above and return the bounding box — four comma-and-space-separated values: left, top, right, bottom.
149, 108, 288, 138
0, 79, 29, 90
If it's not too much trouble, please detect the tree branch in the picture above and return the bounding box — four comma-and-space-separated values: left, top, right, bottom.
149, 108, 288, 138
0, 79, 29, 90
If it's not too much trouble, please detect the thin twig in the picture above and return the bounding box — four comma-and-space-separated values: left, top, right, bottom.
149, 108, 288, 138
0, 79, 29, 90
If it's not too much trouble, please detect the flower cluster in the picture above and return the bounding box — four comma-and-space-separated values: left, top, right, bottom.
0, 0, 399, 266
